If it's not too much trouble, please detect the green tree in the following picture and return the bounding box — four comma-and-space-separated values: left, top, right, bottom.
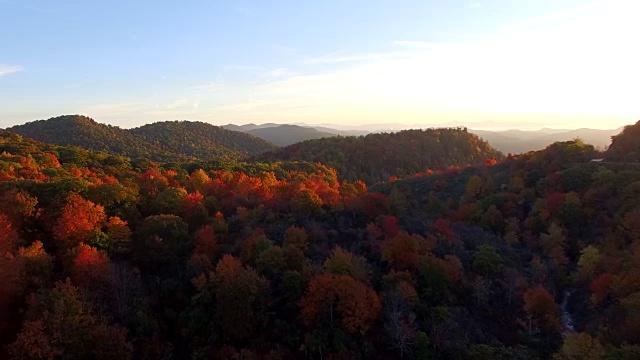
8, 280, 132, 360
473, 245, 502, 277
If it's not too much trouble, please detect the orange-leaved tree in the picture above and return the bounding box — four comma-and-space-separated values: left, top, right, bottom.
300, 273, 381, 335
52, 193, 106, 250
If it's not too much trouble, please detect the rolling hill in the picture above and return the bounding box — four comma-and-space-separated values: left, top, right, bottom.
8, 115, 171, 160
259, 128, 503, 184
9, 115, 277, 161
130, 120, 277, 159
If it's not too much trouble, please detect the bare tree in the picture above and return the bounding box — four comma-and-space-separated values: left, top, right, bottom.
384, 288, 417, 358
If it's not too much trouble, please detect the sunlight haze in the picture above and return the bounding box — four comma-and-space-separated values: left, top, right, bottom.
0, 0, 638, 129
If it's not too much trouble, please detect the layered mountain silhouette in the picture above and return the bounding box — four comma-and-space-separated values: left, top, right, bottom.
223, 123, 370, 146
245, 125, 336, 146
470, 127, 622, 154
223, 121, 622, 154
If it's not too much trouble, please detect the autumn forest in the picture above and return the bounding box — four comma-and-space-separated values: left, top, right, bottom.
1, 115, 640, 360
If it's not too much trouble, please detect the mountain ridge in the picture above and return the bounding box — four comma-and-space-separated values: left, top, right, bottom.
259, 128, 503, 184
9, 115, 278, 161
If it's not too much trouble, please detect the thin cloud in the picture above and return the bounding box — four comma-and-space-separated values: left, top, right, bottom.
260, 68, 297, 82
216, 3, 640, 127
0, 64, 23, 77
392, 40, 452, 49
220, 99, 312, 113
166, 99, 191, 110
75, 102, 146, 117
303, 52, 409, 64
223, 65, 261, 72
142, 107, 200, 118
503, 2, 600, 31
188, 81, 223, 92
468, 2, 481, 8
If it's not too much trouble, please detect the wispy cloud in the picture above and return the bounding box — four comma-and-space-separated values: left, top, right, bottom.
302, 41, 454, 65
260, 68, 297, 82
392, 40, 455, 49
468, 2, 481, 8
166, 99, 191, 110
75, 102, 146, 118
503, 2, 600, 31
303, 51, 411, 64
188, 81, 223, 92
0, 64, 23, 77
12, 0, 632, 130
223, 65, 261, 72
220, 99, 306, 113
142, 99, 201, 119
212, 1, 640, 127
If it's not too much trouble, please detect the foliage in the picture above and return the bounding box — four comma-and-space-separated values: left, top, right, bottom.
1, 126, 639, 359
606, 120, 640, 162
130, 120, 278, 159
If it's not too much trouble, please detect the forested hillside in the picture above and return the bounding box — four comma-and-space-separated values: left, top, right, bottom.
260, 128, 503, 184
9, 115, 278, 162
372, 138, 640, 359
606, 120, 640, 162
8, 115, 172, 160
130, 120, 278, 159
2, 123, 639, 359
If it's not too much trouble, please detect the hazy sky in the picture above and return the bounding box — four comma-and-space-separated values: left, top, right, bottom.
1, 0, 638, 129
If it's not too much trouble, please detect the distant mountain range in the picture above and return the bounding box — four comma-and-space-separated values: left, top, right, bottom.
222, 123, 369, 146
470, 127, 622, 154
224, 122, 622, 153
4, 116, 625, 166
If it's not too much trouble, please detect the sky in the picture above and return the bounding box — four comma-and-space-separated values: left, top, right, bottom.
0, 0, 639, 130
